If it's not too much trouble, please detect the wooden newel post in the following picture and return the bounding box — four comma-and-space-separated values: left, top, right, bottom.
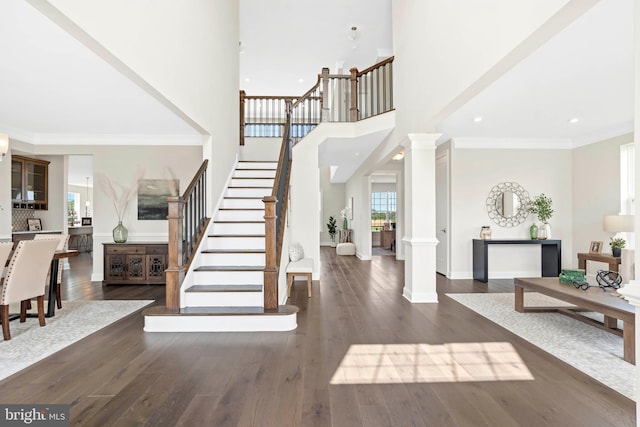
321, 67, 330, 122
349, 67, 359, 122
263, 196, 278, 310
166, 195, 185, 310
239, 90, 246, 146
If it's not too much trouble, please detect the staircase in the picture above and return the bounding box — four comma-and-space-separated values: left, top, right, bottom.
143, 159, 298, 332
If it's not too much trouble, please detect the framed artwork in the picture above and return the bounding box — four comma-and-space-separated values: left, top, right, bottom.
589, 241, 603, 254
27, 218, 42, 231
137, 179, 179, 220
81, 217, 92, 226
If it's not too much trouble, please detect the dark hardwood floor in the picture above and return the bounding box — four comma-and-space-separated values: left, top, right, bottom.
0, 249, 634, 426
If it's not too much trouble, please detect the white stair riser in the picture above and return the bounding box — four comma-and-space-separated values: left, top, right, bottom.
144, 313, 297, 332
233, 170, 276, 178
207, 237, 265, 250
201, 252, 265, 266
230, 178, 274, 187
184, 292, 263, 307
226, 188, 272, 198
212, 222, 264, 235
237, 162, 277, 170
216, 210, 265, 221
194, 270, 263, 285
221, 198, 264, 209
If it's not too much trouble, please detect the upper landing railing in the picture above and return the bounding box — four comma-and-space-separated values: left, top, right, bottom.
240, 56, 394, 145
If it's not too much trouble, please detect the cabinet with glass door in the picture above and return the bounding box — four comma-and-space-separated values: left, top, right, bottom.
11, 155, 49, 210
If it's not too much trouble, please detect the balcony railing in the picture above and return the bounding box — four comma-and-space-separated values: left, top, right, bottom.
240, 57, 394, 145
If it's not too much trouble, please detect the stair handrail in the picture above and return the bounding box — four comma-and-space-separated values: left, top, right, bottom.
263, 76, 321, 309
166, 159, 209, 309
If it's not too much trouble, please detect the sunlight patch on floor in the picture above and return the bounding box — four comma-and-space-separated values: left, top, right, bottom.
330, 342, 534, 384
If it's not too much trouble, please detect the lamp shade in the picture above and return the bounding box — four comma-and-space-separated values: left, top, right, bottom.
603, 215, 634, 233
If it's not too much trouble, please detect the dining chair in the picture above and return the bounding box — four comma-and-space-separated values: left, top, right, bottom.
0, 242, 12, 278
0, 239, 59, 340
34, 234, 70, 309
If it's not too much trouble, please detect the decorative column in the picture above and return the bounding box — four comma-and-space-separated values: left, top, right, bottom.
402, 133, 440, 303
621, 1, 640, 416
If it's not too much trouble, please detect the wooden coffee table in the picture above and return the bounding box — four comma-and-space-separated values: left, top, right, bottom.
514, 277, 635, 364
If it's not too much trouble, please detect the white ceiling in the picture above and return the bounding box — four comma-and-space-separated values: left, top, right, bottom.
0, 0, 634, 185
436, 0, 633, 147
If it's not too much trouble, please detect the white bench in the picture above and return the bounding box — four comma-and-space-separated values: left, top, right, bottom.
286, 258, 313, 298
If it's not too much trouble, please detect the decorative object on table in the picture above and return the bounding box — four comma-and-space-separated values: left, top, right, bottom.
98, 171, 142, 244
559, 269, 585, 284
340, 206, 352, 230
589, 240, 603, 254
81, 217, 92, 226
609, 237, 626, 257
603, 214, 633, 256
326, 216, 337, 247
596, 270, 622, 290
479, 226, 492, 240
27, 218, 42, 231
486, 182, 530, 227
137, 179, 179, 220
112, 222, 128, 244
527, 193, 554, 240
529, 223, 538, 240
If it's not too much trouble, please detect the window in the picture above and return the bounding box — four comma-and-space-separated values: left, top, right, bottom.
68, 192, 80, 226
371, 191, 396, 231
621, 143, 634, 214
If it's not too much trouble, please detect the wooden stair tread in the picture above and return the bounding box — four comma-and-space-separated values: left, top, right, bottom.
186, 284, 262, 292
223, 196, 265, 199
214, 220, 264, 223
194, 265, 264, 272
143, 305, 299, 316
202, 249, 265, 253
209, 234, 265, 238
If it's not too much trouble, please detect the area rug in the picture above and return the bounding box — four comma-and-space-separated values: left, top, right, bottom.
0, 300, 153, 381
446, 292, 634, 400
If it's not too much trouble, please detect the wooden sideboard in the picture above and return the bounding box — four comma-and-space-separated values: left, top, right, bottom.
103, 242, 168, 285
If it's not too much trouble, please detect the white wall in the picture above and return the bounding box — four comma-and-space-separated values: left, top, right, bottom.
320, 167, 345, 246
33, 0, 240, 252
572, 133, 633, 273
448, 142, 572, 279
0, 149, 12, 240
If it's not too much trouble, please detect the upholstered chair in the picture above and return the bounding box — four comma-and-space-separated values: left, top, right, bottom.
0, 239, 59, 340
0, 242, 12, 278
34, 234, 70, 309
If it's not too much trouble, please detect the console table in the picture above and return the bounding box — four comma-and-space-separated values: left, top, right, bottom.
577, 252, 620, 272
473, 239, 562, 283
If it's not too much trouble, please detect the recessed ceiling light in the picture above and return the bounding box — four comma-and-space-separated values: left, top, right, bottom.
244, 77, 250, 83
473, 116, 483, 123
298, 78, 304, 83
392, 151, 404, 161
569, 117, 580, 124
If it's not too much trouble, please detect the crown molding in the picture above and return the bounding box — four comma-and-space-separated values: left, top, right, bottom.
33, 134, 203, 146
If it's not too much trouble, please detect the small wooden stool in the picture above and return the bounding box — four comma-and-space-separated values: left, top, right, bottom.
286, 258, 313, 298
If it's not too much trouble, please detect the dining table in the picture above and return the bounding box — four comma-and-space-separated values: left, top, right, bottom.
45, 249, 79, 317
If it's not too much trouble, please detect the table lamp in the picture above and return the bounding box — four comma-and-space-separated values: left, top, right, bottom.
603, 214, 634, 251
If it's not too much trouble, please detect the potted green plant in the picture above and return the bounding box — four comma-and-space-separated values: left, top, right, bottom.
610, 237, 626, 257
527, 193, 554, 239
327, 216, 337, 247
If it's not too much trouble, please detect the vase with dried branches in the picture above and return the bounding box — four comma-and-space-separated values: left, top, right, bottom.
98, 173, 138, 243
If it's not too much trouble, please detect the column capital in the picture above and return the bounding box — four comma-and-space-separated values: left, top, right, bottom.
403, 133, 442, 151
